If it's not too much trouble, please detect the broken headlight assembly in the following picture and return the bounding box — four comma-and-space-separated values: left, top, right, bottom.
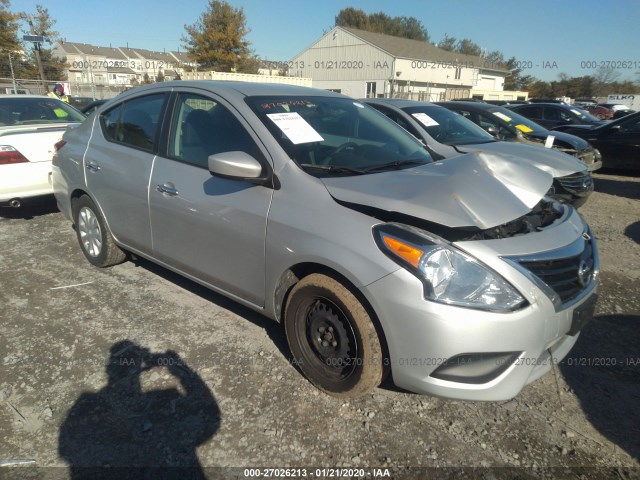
373, 223, 527, 312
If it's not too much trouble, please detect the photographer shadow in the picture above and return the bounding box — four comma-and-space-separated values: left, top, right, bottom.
58, 340, 221, 479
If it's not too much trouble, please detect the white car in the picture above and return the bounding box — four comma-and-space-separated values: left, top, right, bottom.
0, 95, 85, 207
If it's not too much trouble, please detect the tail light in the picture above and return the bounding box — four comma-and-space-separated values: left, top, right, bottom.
52, 140, 67, 167
0, 145, 29, 165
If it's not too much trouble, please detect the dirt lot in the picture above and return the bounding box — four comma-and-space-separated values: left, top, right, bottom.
1, 173, 639, 480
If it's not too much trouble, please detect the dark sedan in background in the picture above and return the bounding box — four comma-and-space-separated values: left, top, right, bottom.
553, 111, 640, 171
437, 101, 602, 172
507, 103, 605, 130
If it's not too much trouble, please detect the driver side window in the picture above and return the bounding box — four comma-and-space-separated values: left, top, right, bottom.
168, 93, 259, 168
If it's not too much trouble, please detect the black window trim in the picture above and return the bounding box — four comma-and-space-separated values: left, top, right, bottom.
157, 88, 279, 189
98, 92, 171, 155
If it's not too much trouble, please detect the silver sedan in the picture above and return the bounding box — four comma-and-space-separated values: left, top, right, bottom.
52, 81, 598, 400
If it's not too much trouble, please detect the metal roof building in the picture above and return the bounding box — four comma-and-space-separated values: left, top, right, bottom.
289, 27, 515, 101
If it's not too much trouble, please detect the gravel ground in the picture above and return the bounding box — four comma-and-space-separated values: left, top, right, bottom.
0, 173, 638, 480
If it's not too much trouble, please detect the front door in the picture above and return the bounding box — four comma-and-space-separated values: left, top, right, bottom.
149, 91, 273, 306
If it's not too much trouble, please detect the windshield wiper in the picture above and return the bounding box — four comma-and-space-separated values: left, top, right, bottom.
299, 163, 366, 175
363, 159, 426, 173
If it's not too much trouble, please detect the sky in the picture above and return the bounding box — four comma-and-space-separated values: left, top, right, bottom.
10, 0, 640, 82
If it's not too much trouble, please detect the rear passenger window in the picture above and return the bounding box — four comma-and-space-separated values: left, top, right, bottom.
519, 106, 542, 118
168, 93, 259, 168
100, 94, 166, 152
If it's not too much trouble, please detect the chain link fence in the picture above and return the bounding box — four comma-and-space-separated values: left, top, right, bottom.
1, 77, 131, 99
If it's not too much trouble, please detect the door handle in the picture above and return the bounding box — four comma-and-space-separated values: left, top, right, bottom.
85, 161, 101, 172
156, 183, 179, 196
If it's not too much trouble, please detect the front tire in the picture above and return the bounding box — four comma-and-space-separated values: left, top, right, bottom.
74, 195, 125, 267
284, 274, 384, 398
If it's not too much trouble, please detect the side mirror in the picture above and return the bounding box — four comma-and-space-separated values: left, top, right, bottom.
208, 151, 264, 182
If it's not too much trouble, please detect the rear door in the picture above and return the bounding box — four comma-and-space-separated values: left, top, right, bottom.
148, 89, 273, 306
85, 93, 168, 253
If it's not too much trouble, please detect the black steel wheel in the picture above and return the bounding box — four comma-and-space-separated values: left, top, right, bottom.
284, 274, 384, 398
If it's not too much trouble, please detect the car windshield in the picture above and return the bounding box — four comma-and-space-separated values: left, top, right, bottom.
490, 107, 548, 134
246, 96, 432, 176
0, 97, 86, 126
402, 105, 496, 146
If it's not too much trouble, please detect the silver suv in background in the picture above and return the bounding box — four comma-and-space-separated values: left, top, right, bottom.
53, 82, 598, 400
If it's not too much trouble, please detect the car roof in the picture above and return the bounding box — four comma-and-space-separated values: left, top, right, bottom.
114, 81, 344, 99
0, 94, 60, 99
362, 98, 439, 109
436, 101, 498, 111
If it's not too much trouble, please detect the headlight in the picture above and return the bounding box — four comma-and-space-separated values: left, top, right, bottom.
374, 224, 526, 312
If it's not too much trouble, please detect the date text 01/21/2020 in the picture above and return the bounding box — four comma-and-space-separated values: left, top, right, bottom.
288, 60, 479, 70
243, 468, 391, 478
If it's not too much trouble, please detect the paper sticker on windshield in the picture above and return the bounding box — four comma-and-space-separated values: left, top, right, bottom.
515, 124, 533, 133
411, 113, 439, 127
545, 135, 555, 148
570, 109, 582, 115
267, 112, 324, 144
492, 111, 512, 122
353, 102, 365, 108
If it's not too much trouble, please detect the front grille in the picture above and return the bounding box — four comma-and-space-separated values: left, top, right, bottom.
556, 172, 593, 196
518, 238, 595, 304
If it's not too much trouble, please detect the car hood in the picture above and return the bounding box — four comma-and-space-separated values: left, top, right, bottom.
455, 141, 584, 177
322, 151, 553, 230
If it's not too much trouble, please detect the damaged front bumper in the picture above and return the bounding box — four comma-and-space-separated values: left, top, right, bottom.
363, 208, 598, 401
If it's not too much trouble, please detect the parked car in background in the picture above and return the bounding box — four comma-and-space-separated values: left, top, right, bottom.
363, 98, 593, 207
599, 103, 631, 112
528, 99, 568, 104
574, 98, 597, 107
53, 81, 599, 401
553, 111, 640, 171
507, 103, 605, 130
80, 99, 109, 116
612, 109, 635, 120
583, 104, 614, 120
485, 100, 530, 106
0, 95, 85, 207
437, 101, 602, 172
67, 96, 96, 111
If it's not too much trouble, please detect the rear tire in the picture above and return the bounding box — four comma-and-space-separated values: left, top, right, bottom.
74, 195, 125, 267
284, 273, 384, 398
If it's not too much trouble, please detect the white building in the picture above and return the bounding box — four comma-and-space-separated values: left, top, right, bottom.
289, 27, 518, 101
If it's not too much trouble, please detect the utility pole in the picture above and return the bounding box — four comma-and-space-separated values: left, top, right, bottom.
8, 53, 18, 94
23, 16, 49, 93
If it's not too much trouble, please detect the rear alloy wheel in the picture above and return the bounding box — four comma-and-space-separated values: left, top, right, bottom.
284, 274, 384, 398
74, 195, 125, 267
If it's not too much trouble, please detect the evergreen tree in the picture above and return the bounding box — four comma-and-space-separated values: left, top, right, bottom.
182, 0, 255, 73
335, 7, 429, 41
0, 0, 28, 78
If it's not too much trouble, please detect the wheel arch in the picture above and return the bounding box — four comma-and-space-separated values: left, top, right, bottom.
274, 262, 390, 368
70, 188, 89, 219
